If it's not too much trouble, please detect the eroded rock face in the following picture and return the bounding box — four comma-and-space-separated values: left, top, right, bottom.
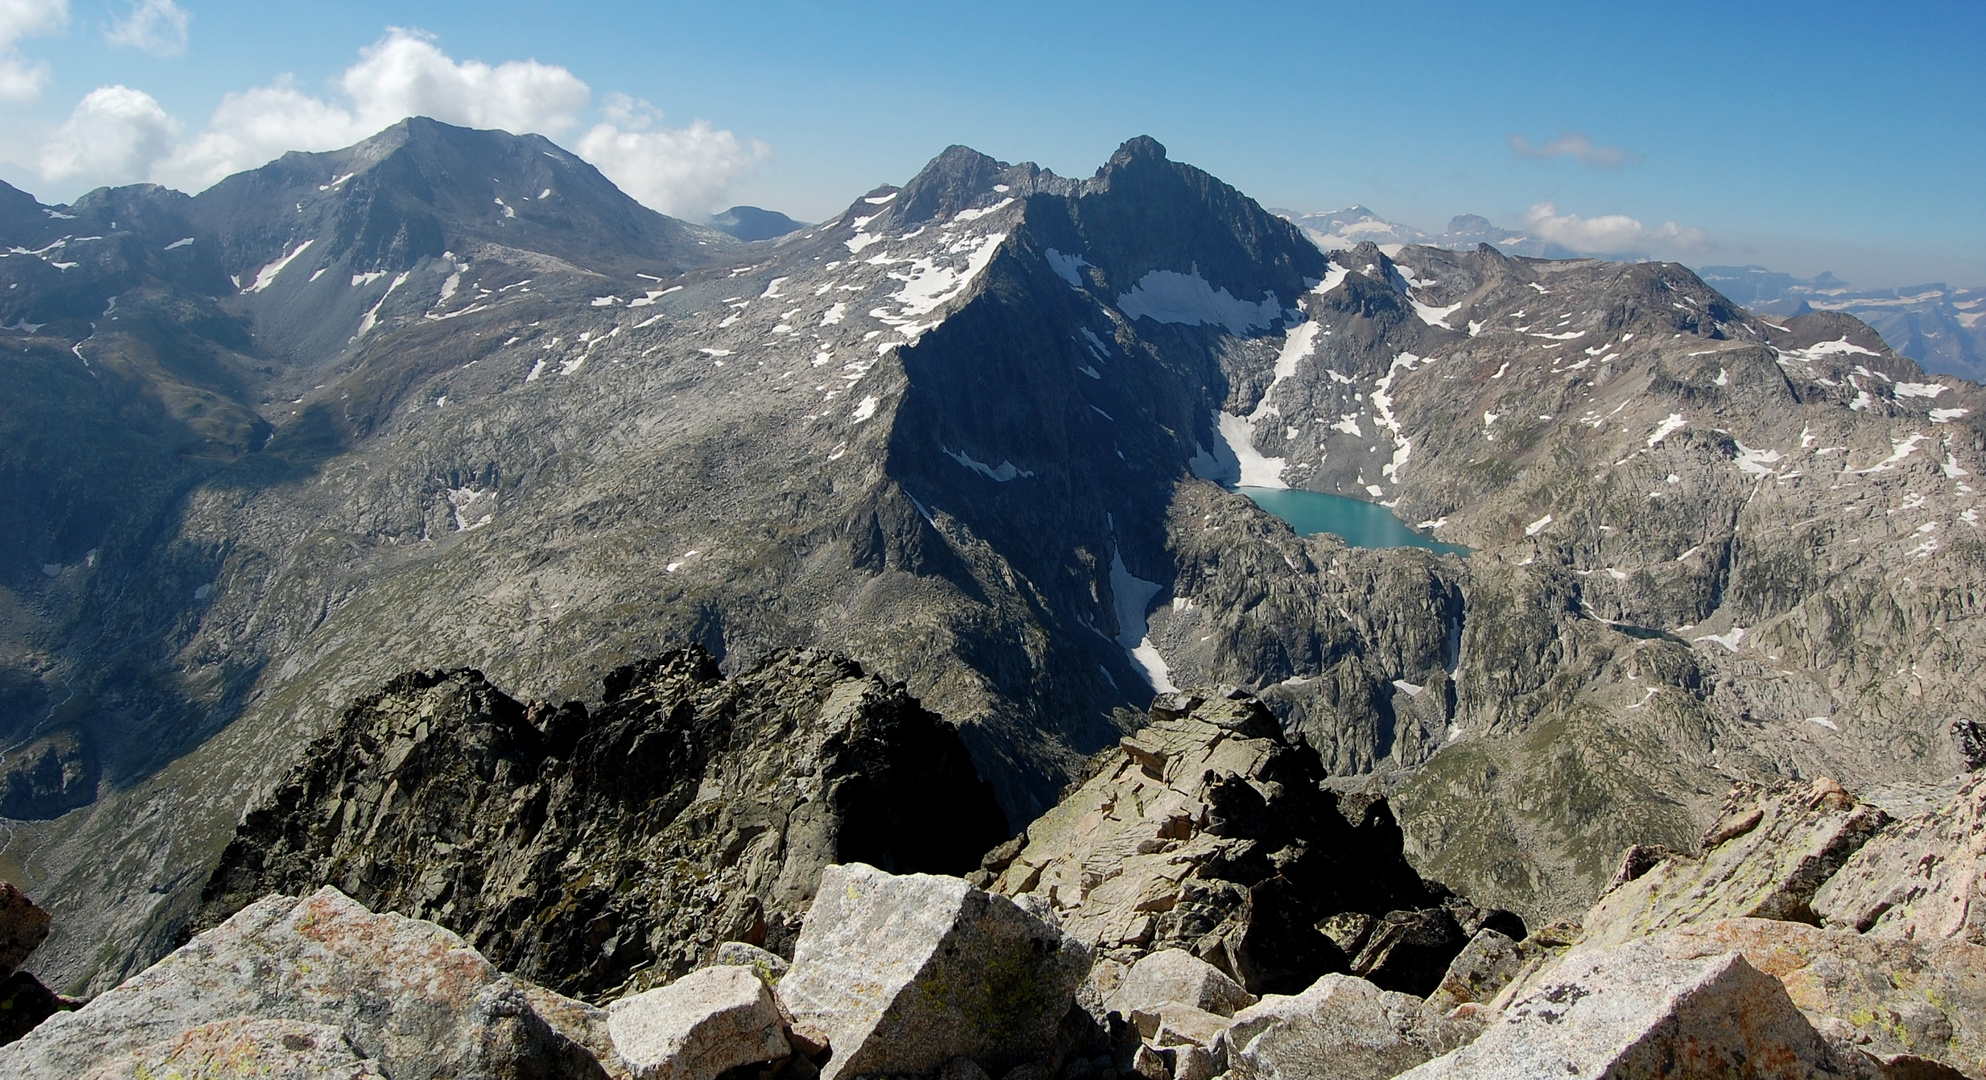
990, 688, 1488, 995
1815, 775, 1985, 946
1397, 936, 1853, 1080
1578, 777, 1889, 948
194, 647, 1007, 997
0, 886, 611, 1080
776, 863, 1090, 1080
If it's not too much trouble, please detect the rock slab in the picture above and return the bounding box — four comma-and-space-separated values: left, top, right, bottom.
1221, 973, 1443, 1080
607, 965, 789, 1080
1579, 778, 1889, 949
1107, 949, 1256, 1020
1816, 775, 1985, 947
1650, 918, 1986, 1079
777, 863, 1091, 1080
1396, 935, 1854, 1079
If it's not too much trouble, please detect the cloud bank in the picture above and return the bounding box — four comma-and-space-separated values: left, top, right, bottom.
32, 27, 765, 218
1509, 131, 1644, 170
1522, 201, 1707, 255
0, 0, 68, 102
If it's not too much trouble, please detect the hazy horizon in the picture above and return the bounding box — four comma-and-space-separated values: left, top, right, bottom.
3, 0, 1978, 290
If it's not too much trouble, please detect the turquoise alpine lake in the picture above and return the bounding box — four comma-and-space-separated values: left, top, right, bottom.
1236, 487, 1470, 555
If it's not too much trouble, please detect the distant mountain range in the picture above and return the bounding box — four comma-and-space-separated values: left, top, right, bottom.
3, 120, 1982, 1003
1276, 206, 1986, 380
1695, 265, 1986, 382
1271, 206, 1582, 261
708, 204, 808, 242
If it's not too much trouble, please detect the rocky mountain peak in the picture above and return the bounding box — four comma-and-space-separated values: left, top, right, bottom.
1105, 134, 1170, 171
891, 143, 1069, 226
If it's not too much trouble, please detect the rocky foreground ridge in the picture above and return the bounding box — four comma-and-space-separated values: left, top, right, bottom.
4, 680, 1982, 1078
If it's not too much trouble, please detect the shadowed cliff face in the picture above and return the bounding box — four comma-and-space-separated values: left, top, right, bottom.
192, 646, 1007, 998
2, 125, 1982, 995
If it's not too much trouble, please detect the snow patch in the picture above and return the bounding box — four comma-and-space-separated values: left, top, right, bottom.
1789, 336, 1880, 360
1369, 352, 1423, 483
869, 232, 1007, 342
1733, 442, 1783, 477
1274, 321, 1320, 381
1410, 298, 1462, 329
1110, 547, 1175, 693
1045, 248, 1092, 288
1214, 411, 1287, 488
354, 270, 410, 338
1647, 413, 1687, 447
1524, 514, 1553, 537
944, 446, 1032, 481
1117, 268, 1280, 335
1695, 627, 1747, 652
953, 197, 1014, 222
244, 239, 314, 293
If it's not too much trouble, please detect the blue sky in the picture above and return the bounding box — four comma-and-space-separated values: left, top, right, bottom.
4, 0, 1980, 288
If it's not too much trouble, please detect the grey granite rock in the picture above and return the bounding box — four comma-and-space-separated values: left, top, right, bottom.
1107, 949, 1256, 1020
1220, 973, 1443, 1080
991, 689, 1449, 995
1576, 777, 1890, 949
712, 942, 790, 985
0, 886, 610, 1079
1397, 935, 1855, 1080
605, 966, 788, 1080
1421, 927, 1523, 1017
777, 863, 1090, 1080
74, 1017, 386, 1080
1815, 775, 1985, 946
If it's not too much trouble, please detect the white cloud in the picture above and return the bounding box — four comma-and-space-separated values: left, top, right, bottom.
1522, 201, 1708, 256
336, 28, 590, 137
1509, 131, 1644, 170
575, 94, 768, 217
105, 0, 189, 56
158, 28, 592, 190
35, 28, 764, 216
0, 0, 69, 102
38, 84, 180, 185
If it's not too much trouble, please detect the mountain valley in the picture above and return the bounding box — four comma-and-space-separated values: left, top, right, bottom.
0, 119, 1981, 1015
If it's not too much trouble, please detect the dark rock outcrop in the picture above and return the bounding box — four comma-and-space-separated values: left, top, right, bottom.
193, 646, 1007, 998
0, 882, 75, 1047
